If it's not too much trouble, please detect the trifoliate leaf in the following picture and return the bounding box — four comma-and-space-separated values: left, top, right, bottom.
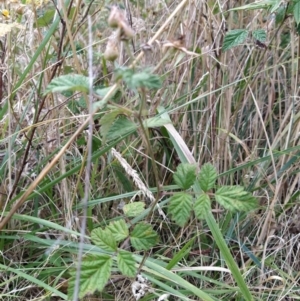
117, 250, 137, 277
215, 186, 258, 212
194, 194, 211, 220
91, 227, 117, 252
130, 223, 158, 251
68, 254, 112, 300
123, 202, 145, 217
107, 220, 129, 242
168, 192, 193, 227
173, 163, 197, 190
198, 163, 217, 192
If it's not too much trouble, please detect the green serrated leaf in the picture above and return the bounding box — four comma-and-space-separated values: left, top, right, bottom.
100, 109, 124, 141
130, 222, 158, 251
123, 202, 145, 217
36, 9, 55, 28
215, 186, 258, 212
129, 71, 161, 90
252, 29, 267, 42
194, 194, 211, 220
107, 220, 129, 242
44, 74, 89, 95
294, 1, 300, 25
106, 117, 137, 141
198, 163, 217, 192
173, 163, 197, 190
68, 254, 112, 300
91, 227, 117, 252
222, 29, 248, 51
116, 67, 161, 90
117, 250, 137, 277
168, 192, 193, 226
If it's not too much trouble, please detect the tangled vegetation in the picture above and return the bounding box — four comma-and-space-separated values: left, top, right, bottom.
0, 0, 300, 300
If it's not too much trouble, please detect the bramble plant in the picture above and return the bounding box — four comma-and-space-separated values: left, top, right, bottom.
2, 0, 300, 300
169, 163, 257, 226
44, 58, 258, 299
222, 0, 300, 51
66, 162, 257, 300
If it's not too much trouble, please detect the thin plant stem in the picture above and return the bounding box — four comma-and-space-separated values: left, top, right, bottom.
72, 15, 94, 301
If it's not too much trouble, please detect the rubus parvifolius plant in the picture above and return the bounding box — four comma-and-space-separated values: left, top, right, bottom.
67, 162, 257, 300
222, 0, 300, 51
168, 163, 257, 226
67, 219, 159, 300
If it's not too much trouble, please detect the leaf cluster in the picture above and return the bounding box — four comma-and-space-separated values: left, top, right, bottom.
68, 220, 158, 299
168, 163, 258, 226
222, 0, 300, 51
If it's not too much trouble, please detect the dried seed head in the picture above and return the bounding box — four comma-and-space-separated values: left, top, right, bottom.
119, 21, 135, 39
107, 6, 135, 39
104, 38, 119, 61
108, 6, 124, 28
16, 4, 26, 15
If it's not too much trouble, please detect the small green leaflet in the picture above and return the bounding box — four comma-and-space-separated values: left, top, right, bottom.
252, 29, 267, 42
123, 202, 145, 217
198, 163, 217, 192
99, 109, 124, 141
168, 192, 193, 226
115, 67, 161, 90
173, 163, 197, 190
222, 29, 248, 51
130, 222, 158, 251
117, 250, 137, 277
130, 71, 161, 89
44, 74, 89, 95
215, 186, 258, 212
106, 220, 129, 242
36, 9, 55, 27
91, 227, 117, 252
194, 194, 211, 220
106, 117, 137, 141
68, 255, 112, 300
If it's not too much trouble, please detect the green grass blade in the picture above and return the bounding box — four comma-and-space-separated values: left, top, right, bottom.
0, 263, 67, 299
